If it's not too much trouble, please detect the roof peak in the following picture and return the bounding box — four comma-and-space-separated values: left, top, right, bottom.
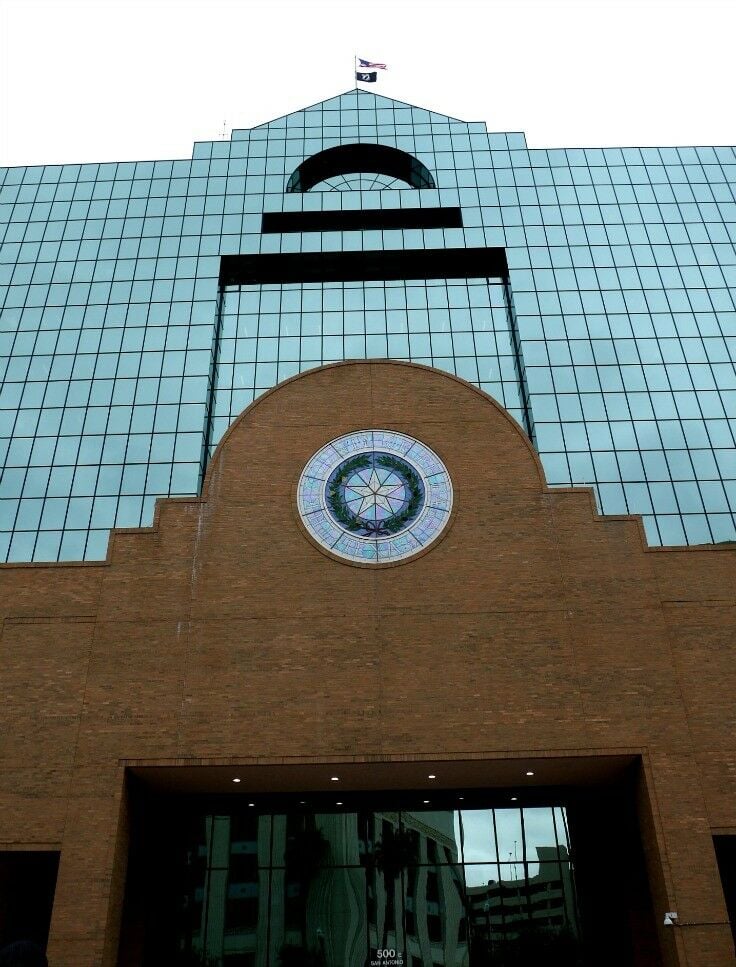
246, 89, 471, 131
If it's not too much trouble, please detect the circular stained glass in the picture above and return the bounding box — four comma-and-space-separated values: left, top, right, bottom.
297, 430, 453, 565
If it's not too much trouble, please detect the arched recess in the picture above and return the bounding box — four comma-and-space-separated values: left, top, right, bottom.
286, 143, 436, 192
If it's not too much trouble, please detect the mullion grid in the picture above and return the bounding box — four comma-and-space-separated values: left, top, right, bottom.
4, 229, 87, 561
524, 144, 736, 545
211, 276, 518, 454
1, 159, 210, 561
632, 147, 735, 541
633, 148, 733, 543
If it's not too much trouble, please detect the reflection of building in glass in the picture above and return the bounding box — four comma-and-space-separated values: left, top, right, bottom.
177, 806, 577, 967
365, 811, 467, 967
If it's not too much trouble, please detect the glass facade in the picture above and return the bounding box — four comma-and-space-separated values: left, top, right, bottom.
171, 803, 579, 967
212, 278, 525, 453
1, 89, 735, 561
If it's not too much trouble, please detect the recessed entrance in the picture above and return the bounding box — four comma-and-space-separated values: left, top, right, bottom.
118, 757, 661, 967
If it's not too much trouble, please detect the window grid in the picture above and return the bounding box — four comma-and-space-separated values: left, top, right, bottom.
208, 278, 524, 456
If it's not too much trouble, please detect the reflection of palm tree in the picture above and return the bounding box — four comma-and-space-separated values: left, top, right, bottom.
373, 826, 419, 951
285, 819, 329, 891
283, 818, 329, 961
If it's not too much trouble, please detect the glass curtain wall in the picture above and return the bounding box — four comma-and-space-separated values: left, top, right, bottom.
2, 89, 736, 561
172, 805, 580, 967
514, 145, 736, 546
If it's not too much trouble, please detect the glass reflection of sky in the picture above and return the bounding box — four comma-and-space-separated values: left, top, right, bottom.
463, 863, 499, 889
452, 806, 569, 876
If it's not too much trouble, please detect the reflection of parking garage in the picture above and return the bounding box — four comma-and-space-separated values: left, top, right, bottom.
465, 845, 577, 937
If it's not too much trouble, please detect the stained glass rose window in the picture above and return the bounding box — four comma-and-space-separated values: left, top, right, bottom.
297, 430, 453, 565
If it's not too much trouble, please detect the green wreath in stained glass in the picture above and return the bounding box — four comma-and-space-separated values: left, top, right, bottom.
326, 452, 424, 537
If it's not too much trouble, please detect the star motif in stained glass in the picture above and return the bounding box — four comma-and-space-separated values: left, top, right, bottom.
344, 469, 406, 521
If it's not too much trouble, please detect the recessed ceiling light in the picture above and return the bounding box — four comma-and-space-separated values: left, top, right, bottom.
336, 801, 343, 806
330, 776, 339, 781
232, 778, 241, 783
526, 771, 534, 776
428, 774, 436, 779
248, 802, 255, 807
458, 796, 464, 801
299, 801, 306, 805
511, 796, 518, 802
423, 800, 430, 804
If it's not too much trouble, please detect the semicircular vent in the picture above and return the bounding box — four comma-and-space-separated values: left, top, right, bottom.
286, 143, 435, 192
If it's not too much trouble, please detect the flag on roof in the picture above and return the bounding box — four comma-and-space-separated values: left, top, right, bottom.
359, 58, 387, 69
356, 71, 377, 83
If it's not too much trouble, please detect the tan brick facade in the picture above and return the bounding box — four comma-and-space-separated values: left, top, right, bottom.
1, 360, 735, 965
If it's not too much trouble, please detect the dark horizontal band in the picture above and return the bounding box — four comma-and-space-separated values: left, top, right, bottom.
220, 247, 508, 286
261, 207, 463, 234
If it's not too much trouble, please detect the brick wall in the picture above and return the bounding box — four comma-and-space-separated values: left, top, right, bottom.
1, 361, 734, 966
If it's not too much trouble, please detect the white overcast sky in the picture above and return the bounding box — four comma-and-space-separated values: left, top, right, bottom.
1, 0, 734, 169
